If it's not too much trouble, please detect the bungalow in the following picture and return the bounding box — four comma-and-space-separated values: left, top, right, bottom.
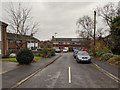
39, 40, 53, 48
51, 37, 90, 51
7, 33, 40, 54
0, 21, 40, 57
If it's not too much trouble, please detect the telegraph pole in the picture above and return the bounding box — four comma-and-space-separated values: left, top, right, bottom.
118, 1, 120, 16
94, 11, 96, 57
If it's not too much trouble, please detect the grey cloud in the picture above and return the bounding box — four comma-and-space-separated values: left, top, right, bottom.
2, 2, 116, 41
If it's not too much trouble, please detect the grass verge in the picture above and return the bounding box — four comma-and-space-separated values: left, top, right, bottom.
2, 56, 41, 62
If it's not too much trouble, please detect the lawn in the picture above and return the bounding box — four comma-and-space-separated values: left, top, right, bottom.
34, 56, 41, 61
2, 57, 17, 62
2, 56, 41, 62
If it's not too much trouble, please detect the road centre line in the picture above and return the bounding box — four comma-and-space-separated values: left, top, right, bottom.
93, 63, 120, 84
69, 67, 71, 83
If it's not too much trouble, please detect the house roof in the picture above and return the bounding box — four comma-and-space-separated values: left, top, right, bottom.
51, 38, 89, 42
7, 33, 39, 42
0, 21, 8, 27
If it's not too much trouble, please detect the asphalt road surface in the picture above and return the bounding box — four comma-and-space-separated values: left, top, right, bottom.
17, 53, 118, 88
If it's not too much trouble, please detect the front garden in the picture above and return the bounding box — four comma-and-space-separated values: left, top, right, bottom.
2, 56, 41, 62
89, 44, 120, 68
2, 48, 55, 65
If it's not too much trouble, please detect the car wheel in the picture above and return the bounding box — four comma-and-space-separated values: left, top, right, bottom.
76, 59, 80, 63
89, 61, 92, 63
87, 60, 91, 64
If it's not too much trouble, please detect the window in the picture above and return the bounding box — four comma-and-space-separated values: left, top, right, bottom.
28, 41, 30, 43
9, 40, 13, 43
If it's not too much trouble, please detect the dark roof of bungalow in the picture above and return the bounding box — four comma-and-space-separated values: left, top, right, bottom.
7, 33, 39, 42
51, 38, 89, 42
0, 21, 8, 27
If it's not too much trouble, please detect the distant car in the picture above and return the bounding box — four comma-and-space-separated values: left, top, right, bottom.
55, 48, 61, 53
73, 49, 79, 59
76, 51, 91, 63
62, 49, 68, 53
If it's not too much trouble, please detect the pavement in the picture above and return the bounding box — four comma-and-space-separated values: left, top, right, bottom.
1, 53, 119, 89
92, 59, 119, 79
2, 61, 20, 74
2, 54, 61, 89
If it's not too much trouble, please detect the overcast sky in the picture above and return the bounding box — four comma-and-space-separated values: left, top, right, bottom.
1, 0, 119, 41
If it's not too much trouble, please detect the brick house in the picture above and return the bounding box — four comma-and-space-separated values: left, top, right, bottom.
51, 37, 90, 51
39, 40, 53, 48
0, 21, 40, 56
0, 21, 8, 56
7, 33, 40, 54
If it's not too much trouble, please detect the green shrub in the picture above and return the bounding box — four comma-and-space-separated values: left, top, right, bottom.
49, 49, 55, 56
100, 53, 113, 61
16, 48, 34, 65
39, 48, 55, 58
95, 51, 104, 57
107, 55, 120, 67
89, 52, 94, 56
39, 48, 48, 57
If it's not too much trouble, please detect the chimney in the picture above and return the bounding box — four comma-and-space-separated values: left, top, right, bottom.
52, 36, 54, 39
31, 33, 33, 37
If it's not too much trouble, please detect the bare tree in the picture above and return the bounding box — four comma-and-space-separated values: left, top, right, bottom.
96, 28, 104, 38
76, 28, 88, 38
96, 2, 118, 30
76, 15, 94, 39
6, 2, 39, 48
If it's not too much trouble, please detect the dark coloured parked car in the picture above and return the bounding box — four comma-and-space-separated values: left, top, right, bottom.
73, 49, 79, 59
76, 51, 91, 63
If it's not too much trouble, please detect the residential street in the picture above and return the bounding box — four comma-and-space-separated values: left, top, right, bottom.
1, 1, 120, 90
17, 53, 118, 88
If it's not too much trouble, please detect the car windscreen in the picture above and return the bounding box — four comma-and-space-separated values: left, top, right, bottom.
77, 51, 88, 55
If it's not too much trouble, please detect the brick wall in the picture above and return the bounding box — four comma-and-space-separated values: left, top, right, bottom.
0, 22, 8, 56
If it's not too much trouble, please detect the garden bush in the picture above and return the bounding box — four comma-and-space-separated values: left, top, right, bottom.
95, 51, 105, 57
100, 53, 113, 61
16, 48, 34, 65
49, 48, 55, 56
107, 55, 120, 67
39, 48, 48, 57
90, 47, 111, 57
89, 52, 94, 56
39, 48, 55, 58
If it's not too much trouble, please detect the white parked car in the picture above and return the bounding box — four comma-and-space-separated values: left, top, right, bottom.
62, 49, 68, 53
76, 51, 91, 63
55, 48, 61, 53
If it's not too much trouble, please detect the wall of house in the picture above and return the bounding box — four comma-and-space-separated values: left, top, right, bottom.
8, 40, 27, 53
39, 41, 53, 48
27, 41, 38, 50
1, 22, 8, 56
